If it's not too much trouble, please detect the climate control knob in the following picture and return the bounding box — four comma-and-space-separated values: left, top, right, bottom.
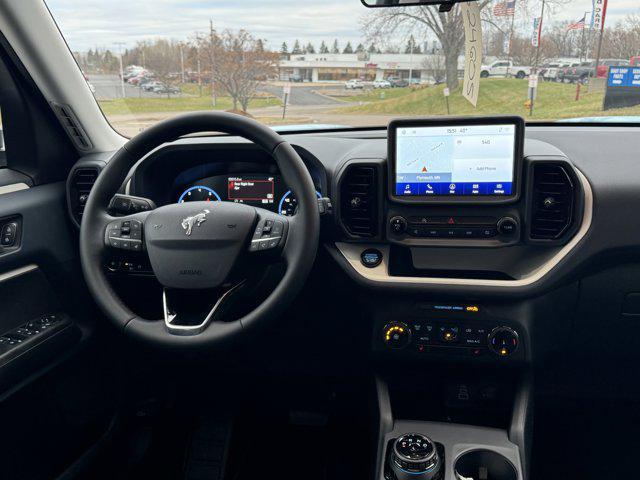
390, 216, 408, 234
383, 322, 411, 349
488, 326, 519, 357
497, 217, 518, 236
391, 433, 441, 480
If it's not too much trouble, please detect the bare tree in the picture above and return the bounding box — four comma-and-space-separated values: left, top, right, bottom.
422, 55, 446, 84
198, 30, 278, 112
144, 39, 181, 97
601, 15, 640, 59
361, 2, 491, 90
545, 21, 576, 58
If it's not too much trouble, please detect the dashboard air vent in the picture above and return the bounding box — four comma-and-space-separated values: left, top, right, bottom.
52, 103, 92, 151
70, 167, 99, 225
530, 164, 575, 239
340, 164, 378, 237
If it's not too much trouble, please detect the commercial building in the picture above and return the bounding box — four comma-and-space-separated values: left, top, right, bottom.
278, 52, 467, 83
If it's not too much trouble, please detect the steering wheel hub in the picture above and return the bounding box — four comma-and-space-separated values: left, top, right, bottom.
144, 201, 257, 289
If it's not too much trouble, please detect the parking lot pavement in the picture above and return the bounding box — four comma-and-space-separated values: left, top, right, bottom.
89, 74, 180, 100
259, 84, 343, 106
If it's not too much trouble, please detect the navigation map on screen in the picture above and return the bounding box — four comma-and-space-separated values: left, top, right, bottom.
394, 124, 516, 197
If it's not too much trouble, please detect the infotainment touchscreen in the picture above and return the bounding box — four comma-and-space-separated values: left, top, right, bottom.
390, 119, 521, 200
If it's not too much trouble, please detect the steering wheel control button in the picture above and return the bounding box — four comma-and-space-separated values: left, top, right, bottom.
361, 248, 382, 268
272, 221, 284, 236
488, 327, 519, 357
497, 217, 518, 236
391, 434, 441, 480
249, 217, 286, 252
390, 216, 407, 234
109, 194, 157, 215
383, 322, 411, 349
106, 219, 145, 251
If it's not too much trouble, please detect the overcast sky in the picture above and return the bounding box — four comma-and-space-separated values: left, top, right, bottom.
46, 0, 638, 52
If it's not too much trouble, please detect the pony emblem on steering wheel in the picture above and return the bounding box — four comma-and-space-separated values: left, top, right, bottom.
181, 209, 210, 236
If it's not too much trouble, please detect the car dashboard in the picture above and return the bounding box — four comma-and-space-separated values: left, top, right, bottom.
66, 122, 640, 372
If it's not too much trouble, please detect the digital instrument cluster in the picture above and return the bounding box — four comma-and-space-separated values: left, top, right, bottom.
176, 174, 321, 216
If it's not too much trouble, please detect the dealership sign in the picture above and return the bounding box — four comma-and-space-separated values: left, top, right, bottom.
603, 67, 640, 111
531, 17, 542, 48
591, 0, 608, 32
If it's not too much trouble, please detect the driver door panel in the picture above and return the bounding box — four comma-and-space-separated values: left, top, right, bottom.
0, 178, 119, 479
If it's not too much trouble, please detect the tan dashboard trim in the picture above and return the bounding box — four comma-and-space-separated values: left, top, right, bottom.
0, 183, 29, 196
335, 168, 593, 288
0, 264, 38, 284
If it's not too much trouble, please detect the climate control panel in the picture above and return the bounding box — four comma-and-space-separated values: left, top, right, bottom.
388, 215, 519, 241
382, 321, 520, 360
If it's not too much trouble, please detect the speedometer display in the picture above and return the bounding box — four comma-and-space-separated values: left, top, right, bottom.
278, 190, 321, 216
178, 186, 221, 203
175, 176, 321, 215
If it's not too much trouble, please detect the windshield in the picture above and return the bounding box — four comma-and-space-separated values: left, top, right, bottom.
46, 0, 640, 135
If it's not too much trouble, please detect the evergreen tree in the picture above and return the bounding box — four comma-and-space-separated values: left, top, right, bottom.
292, 39, 302, 54
356, 43, 365, 53
367, 43, 377, 54
320, 41, 329, 54
280, 42, 289, 54
306, 42, 316, 54
404, 36, 422, 54
331, 39, 339, 54
343, 42, 354, 54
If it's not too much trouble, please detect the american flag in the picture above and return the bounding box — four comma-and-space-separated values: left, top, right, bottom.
493, 0, 516, 17
567, 15, 586, 31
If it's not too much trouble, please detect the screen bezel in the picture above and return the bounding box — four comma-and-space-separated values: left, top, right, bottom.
387, 116, 525, 205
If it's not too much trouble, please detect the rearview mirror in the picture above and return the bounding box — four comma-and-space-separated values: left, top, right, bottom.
361, 0, 473, 9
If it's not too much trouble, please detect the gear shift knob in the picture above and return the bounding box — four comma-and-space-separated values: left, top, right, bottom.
390, 433, 441, 480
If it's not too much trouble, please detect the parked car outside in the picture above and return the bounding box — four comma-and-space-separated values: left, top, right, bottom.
385, 77, 409, 88
345, 79, 365, 89
373, 79, 391, 89
556, 62, 581, 83
480, 61, 531, 79
142, 81, 163, 91
563, 59, 629, 84
595, 59, 630, 78
151, 83, 180, 94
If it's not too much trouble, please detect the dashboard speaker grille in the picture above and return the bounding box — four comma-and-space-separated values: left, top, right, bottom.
340, 164, 378, 237
70, 167, 99, 224
530, 164, 575, 239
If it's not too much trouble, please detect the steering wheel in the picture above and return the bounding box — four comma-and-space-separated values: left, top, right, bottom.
79, 112, 320, 349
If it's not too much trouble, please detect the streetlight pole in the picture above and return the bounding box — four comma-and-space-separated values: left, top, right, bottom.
581, 11, 590, 61
408, 36, 414, 85
115, 42, 126, 98
505, 3, 517, 78
210, 19, 217, 108
530, 0, 546, 117
180, 42, 185, 84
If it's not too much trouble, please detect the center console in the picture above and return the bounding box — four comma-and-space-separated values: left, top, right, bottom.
375, 376, 529, 480
328, 117, 580, 480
